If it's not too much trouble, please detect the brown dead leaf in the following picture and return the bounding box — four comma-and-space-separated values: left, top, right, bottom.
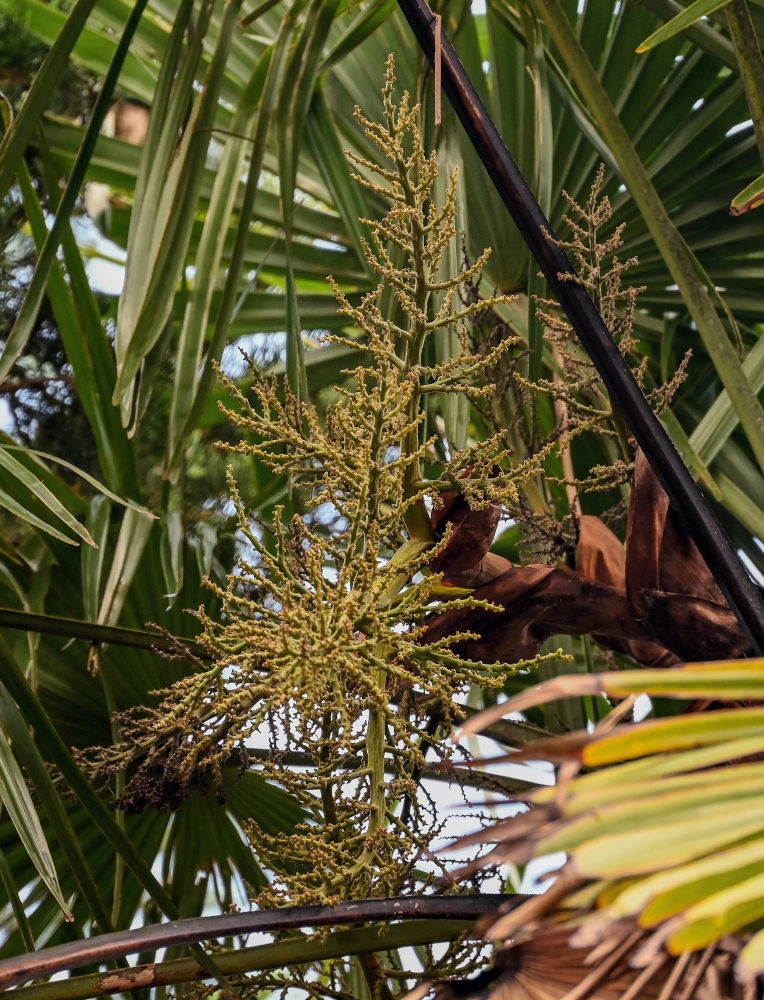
425, 449, 748, 666
642, 590, 749, 661
431, 922, 673, 1000
423, 564, 648, 664
577, 515, 627, 591
626, 449, 727, 611
625, 449, 747, 658
577, 513, 677, 668
659, 506, 727, 606
430, 491, 511, 587
625, 449, 668, 616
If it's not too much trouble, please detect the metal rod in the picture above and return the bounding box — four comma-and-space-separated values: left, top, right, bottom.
0, 894, 515, 989
395, 0, 764, 654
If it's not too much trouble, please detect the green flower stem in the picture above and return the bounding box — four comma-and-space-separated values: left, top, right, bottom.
399, 137, 437, 543
319, 710, 339, 827
377, 539, 433, 609
321, 666, 389, 897
365, 667, 389, 875
499, 402, 550, 514
531, 0, 764, 475
358, 950, 396, 1000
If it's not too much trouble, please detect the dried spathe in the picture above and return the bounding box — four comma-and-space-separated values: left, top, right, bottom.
425, 449, 748, 665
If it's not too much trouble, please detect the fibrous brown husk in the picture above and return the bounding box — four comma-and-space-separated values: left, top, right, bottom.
424, 450, 750, 665
426, 921, 749, 1000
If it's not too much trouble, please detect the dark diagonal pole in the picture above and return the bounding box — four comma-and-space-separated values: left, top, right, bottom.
396, 0, 764, 655
0, 895, 514, 989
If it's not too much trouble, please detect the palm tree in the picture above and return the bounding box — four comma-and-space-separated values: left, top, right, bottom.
0, 0, 762, 996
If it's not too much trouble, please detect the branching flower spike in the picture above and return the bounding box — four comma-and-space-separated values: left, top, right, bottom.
86, 60, 558, 971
